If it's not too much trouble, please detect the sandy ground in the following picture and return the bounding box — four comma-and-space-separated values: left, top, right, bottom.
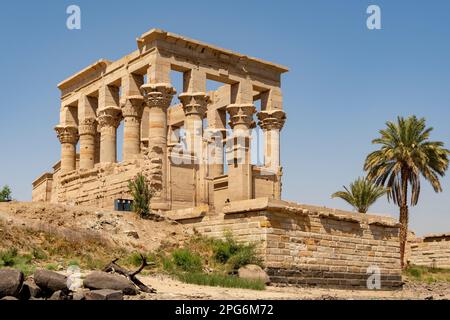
127, 274, 449, 300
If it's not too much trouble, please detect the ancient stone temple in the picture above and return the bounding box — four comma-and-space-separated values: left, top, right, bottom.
32, 29, 403, 289
32, 29, 287, 211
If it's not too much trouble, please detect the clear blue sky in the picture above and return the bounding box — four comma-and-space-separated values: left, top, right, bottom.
0, 1, 449, 236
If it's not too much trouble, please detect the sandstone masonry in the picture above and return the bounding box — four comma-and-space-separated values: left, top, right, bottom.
32, 28, 403, 289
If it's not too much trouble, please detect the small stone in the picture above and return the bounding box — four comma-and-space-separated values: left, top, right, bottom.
85, 289, 123, 300
124, 230, 139, 239
238, 264, 270, 284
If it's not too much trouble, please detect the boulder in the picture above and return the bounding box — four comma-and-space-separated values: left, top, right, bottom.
0, 269, 24, 298
19, 278, 42, 299
1, 296, 19, 300
34, 269, 68, 294
85, 289, 123, 300
238, 264, 270, 284
83, 271, 137, 295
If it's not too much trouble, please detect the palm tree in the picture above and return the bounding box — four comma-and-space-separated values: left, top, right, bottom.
331, 177, 387, 213
364, 116, 449, 268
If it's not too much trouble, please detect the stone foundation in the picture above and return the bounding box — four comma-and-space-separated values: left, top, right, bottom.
408, 233, 450, 269
191, 198, 402, 290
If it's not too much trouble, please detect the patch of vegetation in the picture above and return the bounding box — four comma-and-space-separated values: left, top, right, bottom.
149, 232, 265, 290
175, 272, 266, 290
404, 265, 450, 283
0, 185, 12, 202
0, 247, 35, 276
128, 173, 152, 219
172, 248, 203, 272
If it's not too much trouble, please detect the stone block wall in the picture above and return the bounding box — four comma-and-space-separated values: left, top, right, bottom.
193, 198, 402, 290
408, 234, 450, 268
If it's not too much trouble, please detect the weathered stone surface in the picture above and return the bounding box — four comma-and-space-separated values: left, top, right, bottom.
47, 290, 69, 300
34, 269, 68, 294
238, 264, 270, 284
71, 288, 90, 300
19, 278, 42, 299
0, 269, 24, 298
83, 271, 137, 295
85, 289, 123, 300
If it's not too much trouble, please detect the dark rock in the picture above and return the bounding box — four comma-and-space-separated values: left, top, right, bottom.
0, 269, 24, 298
1, 296, 19, 300
85, 289, 124, 300
34, 269, 68, 295
83, 271, 137, 295
19, 278, 42, 300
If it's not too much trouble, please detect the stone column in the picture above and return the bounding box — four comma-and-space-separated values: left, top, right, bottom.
78, 118, 97, 170
55, 125, 78, 173
226, 103, 256, 201
179, 93, 209, 157
121, 95, 144, 160
97, 107, 122, 163
257, 110, 286, 170
141, 83, 176, 208
179, 92, 210, 205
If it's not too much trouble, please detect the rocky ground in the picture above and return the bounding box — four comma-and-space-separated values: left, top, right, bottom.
0, 201, 189, 253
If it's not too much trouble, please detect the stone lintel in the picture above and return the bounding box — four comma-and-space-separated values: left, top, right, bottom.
32, 172, 53, 188
136, 29, 289, 74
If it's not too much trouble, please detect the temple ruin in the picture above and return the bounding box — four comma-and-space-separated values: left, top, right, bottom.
32, 28, 403, 289
32, 29, 286, 211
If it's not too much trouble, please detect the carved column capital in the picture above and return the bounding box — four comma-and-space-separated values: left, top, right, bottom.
121, 95, 144, 118
226, 104, 256, 129
141, 83, 176, 110
257, 110, 286, 130
55, 125, 78, 144
78, 118, 97, 136
179, 92, 210, 117
97, 106, 122, 129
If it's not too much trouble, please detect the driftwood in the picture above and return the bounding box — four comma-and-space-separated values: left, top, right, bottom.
103, 254, 156, 293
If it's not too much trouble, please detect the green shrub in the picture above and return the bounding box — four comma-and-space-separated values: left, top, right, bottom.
0, 248, 19, 267
67, 259, 80, 267
405, 267, 423, 279
176, 272, 265, 291
227, 245, 263, 270
125, 252, 145, 267
161, 255, 175, 272
45, 263, 58, 271
212, 235, 240, 264
128, 174, 152, 219
172, 248, 202, 272
210, 233, 263, 270
0, 185, 12, 202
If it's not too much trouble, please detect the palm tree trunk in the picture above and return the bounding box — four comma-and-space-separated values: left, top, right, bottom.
399, 167, 409, 269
